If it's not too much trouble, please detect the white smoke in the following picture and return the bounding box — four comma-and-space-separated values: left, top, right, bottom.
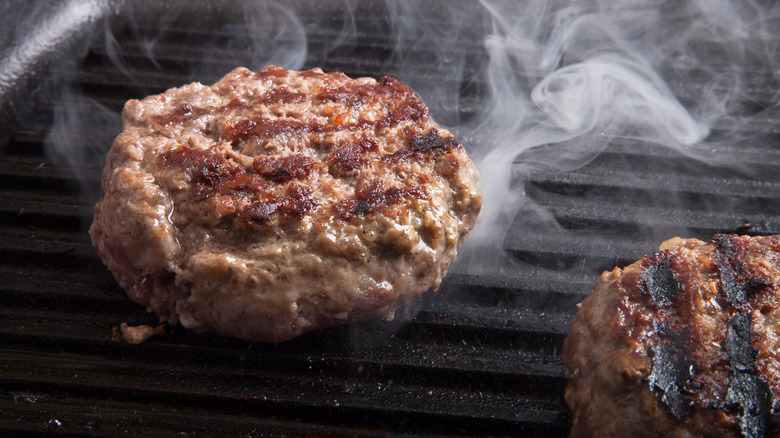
441, 0, 780, 273
36, 0, 780, 275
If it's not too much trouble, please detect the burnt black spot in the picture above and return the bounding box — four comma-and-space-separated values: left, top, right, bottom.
721, 312, 773, 438
409, 128, 459, 152
769, 416, 780, 437
648, 323, 695, 420
725, 373, 772, 438
653, 323, 691, 351
649, 344, 695, 420
726, 314, 758, 371
355, 201, 371, 214
641, 259, 680, 306
712, 234, 769, 305
720, 263, 749, 304
745, 277, 772, 297
719, 269, 771, 305
385, 129, 460, 164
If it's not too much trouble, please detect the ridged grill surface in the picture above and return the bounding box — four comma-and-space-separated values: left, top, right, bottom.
1, 1, 778, 436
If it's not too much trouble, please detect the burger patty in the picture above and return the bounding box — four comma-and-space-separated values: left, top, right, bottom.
562, 235, 780, 438
90, 66, 482, 343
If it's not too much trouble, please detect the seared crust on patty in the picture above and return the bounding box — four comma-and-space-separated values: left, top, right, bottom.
562, 235, 780, 438
90, 66, 482, 343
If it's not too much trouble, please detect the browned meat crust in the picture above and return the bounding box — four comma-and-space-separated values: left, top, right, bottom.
562, 235, 780, 438
120, 323, 163, 344
90, 66, 482, 343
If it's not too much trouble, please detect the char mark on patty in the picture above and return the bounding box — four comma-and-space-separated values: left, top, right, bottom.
641, 257, 680, 307
713, 234, 771, 305
723, 313, 772, 438
160, 146, 268, 202
240, 183, 318, 227
159, 146, 320, 228
253, 154, 315, 182
329, 135, 379, 173
649, 343, 695, 420
223, 101, 428, 142
259, 87, 306, 105
727, 313, 758, 372
386, 128, 461, 163
316, 75, 417, 108
224, 115, 311, 141
725, 372, 773, 438
333, 179, 429, 221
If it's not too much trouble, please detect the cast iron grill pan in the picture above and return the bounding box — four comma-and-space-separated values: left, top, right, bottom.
1, 1, 779, 436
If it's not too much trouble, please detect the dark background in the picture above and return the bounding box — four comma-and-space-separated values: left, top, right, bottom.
1, 1, 778, 436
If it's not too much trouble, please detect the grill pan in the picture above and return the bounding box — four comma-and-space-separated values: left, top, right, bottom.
1, 0, 779, 436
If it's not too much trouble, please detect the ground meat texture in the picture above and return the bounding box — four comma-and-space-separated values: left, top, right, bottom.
120, 323, 164, 344
90, 66, 482, 343
561, 235, 780, 438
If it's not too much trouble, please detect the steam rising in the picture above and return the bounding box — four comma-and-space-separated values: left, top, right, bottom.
37, 0, 780, 275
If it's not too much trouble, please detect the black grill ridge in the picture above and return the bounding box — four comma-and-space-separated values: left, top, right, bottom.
2, 1, 779, 436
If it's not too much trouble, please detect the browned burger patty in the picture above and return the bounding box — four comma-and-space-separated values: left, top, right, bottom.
562, 235, 780, 438
90, 66, 482, 343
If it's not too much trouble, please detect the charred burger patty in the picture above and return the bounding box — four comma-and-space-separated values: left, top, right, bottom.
562, 234, 780, 438
90, 66, 482, 343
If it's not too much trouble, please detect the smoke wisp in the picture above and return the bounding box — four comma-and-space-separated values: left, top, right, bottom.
35, 0, 780, 276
